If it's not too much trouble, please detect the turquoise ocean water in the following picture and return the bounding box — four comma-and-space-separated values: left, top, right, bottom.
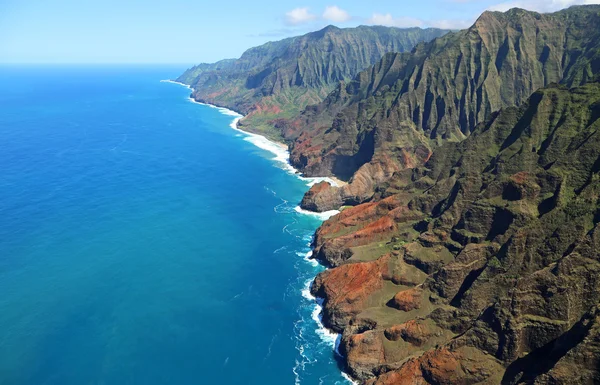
0, 66, 349, 385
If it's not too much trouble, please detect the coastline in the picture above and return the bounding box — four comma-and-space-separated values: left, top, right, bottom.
160, 81, 346, 189
162, 79, 355, 383
162, 80, 343, 220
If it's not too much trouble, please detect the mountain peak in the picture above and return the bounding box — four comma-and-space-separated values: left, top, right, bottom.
309, 24, 341, 39
320, 24, 340, 32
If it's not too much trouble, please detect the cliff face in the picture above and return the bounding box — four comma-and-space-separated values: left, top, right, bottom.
177, 6, 600, 384
310, 81, 600, 384
293, 6, 600, 211
176, 25, 450, 140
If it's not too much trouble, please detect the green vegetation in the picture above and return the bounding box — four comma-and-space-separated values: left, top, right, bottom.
177, 25, 450, 140
288, 5, 600, 182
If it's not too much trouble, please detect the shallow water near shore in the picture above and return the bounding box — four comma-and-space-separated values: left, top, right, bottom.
0, 65, 350, 384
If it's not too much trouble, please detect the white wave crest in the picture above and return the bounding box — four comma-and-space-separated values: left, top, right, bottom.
294, 206, 339, 221
341, 373, 359, 385
160, 79, 192, 90
304, 250, 318, 267
301, 280, 339, 346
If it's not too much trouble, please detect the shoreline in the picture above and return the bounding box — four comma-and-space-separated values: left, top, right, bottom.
162, 79, 355, 383
160, 80, 347, 188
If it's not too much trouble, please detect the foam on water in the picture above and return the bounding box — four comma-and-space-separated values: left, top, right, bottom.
160, 79, 192, 89
342, 373, 359, 385
300, 279, 339, 347
237, 130, 340, 189
297, 250, 318, 267
294, 206, 340, 221
294, 271, 354, 384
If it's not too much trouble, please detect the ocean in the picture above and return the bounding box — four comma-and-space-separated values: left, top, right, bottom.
0, 66, 350, 385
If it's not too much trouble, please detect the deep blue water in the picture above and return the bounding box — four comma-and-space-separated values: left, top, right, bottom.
0, 66, 348, 385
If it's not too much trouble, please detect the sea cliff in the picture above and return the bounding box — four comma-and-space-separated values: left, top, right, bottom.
179, 7, 600, 384
177, 25, 450, 142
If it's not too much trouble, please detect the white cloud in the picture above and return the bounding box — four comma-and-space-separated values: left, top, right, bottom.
367, 13, 424, 28
323, 5, 351, 22
285, 7, 317, 25
363, 1, 600, 32
429, 19, 474, 29
366, 13, 472, 29
488, 0, 600, 13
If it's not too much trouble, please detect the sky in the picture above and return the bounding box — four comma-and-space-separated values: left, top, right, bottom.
0, 0, 599, 64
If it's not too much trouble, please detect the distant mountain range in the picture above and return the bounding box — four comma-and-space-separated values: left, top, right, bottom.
178, 6, 600, 384
177, 25, 450, 140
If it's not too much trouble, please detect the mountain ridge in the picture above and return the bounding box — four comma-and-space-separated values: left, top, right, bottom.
292, 5, 600, 212
176, 25, 450, 140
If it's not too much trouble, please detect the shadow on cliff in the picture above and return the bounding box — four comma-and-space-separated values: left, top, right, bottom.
501, 308, 598, 384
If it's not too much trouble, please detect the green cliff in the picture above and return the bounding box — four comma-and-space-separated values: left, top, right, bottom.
176, 25, 450, 140
293, 5, 600, 211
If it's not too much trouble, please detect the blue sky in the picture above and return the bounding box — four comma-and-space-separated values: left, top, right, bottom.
0, 0, 598, 64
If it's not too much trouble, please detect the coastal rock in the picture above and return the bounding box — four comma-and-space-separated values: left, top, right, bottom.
300, 181, 343, 212
365, 347, 504, 385
311, 195, 420, 267
299, 155, 404, 212
310, 256, 390, 332
314, 201, 381, 239
341, 330, 386, 380
182, 6, 600, 384
313, 215, 397, 267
